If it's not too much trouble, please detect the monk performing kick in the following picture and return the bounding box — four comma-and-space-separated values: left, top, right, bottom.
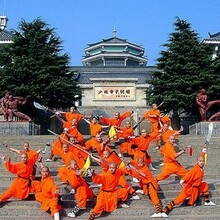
163, 155, 215, 216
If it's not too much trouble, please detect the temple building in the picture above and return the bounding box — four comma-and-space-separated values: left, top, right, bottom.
0, 16, 13, 51
202, 32, 220, 60
73, 31, 155, 110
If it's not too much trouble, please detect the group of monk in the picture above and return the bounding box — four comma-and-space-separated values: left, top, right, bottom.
0, 103, 216, 219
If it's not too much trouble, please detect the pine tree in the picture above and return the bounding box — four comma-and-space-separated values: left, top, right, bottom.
146, 17, 213, 115
0, 18, 80, 108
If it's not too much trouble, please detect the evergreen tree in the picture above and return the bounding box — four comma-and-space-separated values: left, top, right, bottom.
146, 17, 213, 115
0, 18, 80, 108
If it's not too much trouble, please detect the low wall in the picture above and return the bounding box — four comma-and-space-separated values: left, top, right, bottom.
189, 121, 220, 136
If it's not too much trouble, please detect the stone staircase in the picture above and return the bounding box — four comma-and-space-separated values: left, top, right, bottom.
0, 135, 220, 219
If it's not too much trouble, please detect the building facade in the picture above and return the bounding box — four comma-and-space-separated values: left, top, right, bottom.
202, 32, 220, 60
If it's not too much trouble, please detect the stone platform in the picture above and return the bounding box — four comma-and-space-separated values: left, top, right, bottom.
0, 121, 40, 135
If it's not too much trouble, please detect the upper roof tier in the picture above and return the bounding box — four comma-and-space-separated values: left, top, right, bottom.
82, 36, 148, 67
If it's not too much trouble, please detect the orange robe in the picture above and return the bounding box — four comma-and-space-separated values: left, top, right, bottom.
63, 112, 83, 128
160, 115, 171, 126
35, 176, 61, 216
156, 142, 187, 181
58, 150, 86, 183
161, 129, 179, 144
129, 161, 160, 207
67, 126, 84, 144
100, 112, 132, 126
90, 123, 103, 137
85, 138, 112, 157
0, 155, 37, 202
91, 168, 128, 214
143, 108, 160, 132
117, 126, 134, 139
66, 169, 94, 208
52, 133, 69, 156
173, 163, 209, 206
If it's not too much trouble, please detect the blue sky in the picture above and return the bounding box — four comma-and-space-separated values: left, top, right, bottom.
1, 0, 220, 66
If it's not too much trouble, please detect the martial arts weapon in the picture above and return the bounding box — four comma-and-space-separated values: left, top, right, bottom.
126, 162, 146, 177
203, 122, 213, 165
48, 129, 109, 165
205, 122, 213, 145
33, 102, 50, 112
157, 101, 164, 108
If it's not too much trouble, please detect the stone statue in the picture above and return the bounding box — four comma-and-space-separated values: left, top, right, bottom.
196, 89, 220, 121
0, 92, 32, 122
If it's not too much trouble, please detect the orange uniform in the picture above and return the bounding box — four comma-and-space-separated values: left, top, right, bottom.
91, 168, 128, 215
85, 138, 112, 157
63, 112, 83, 128
58, 150, 86, 183
117, 126, 134, 139
90, 123, 103, 137
35, 176, 61, 217
143, 108, 160, 132
161, 129, 179, 144
156, 141, 187, 181
129, 161, 162, 212
0, 156, 37, 201
51, 133, 69, 156
100, 111, 132, 126
66, 169, 94, 208
173, 163, 208, 206
67, 126, 84, 144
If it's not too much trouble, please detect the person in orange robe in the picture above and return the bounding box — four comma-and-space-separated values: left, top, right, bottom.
66, 119, 84, 145
139, 104, 161, 133
88, 162, 129, 220
156, 135, 187, 182
116, 121, 135, 140
160, 123, 183, 144
128, 129, 160, 170
34, 167, 61, 220
84, 116, 109, 137
0, 152, 39, 202
57, 143, 86, 183
66, 160, 94, 218
85, 133, 112, 157
96, 149, 140, 200
46, 129, 69, 162
128, 157, 168, 218
163, 155, 215, 216
100, 111, 133, 127
58, 106, 84, 129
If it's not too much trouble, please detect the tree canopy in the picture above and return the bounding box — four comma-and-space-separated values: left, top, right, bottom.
146, 17, 214, 115
0, 18, 81, 108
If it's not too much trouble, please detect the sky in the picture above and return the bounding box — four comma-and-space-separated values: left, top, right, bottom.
1, 0, 220, 66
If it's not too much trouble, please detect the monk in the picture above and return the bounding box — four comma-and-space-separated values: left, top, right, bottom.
100, 111, 133, 127
88, 162, 129, 220
156, 135, 187, 182
163, 156, 215, 216
85, 133, 112, 157
95, 149, 140, 200
160, 124, 183, 144
115, 121, 135, 140
34, 167, 61, 220
66, 160, 94, 218
128, 157, 168, 218
0, 152, 38, 202
46, 128, 69, 162
5, 141, 42, 176
58, 144, 86, 183
139, 104, 161, 133
84, 116, 109, 137
66, 119, 84, 144
128, 129, 160, 170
